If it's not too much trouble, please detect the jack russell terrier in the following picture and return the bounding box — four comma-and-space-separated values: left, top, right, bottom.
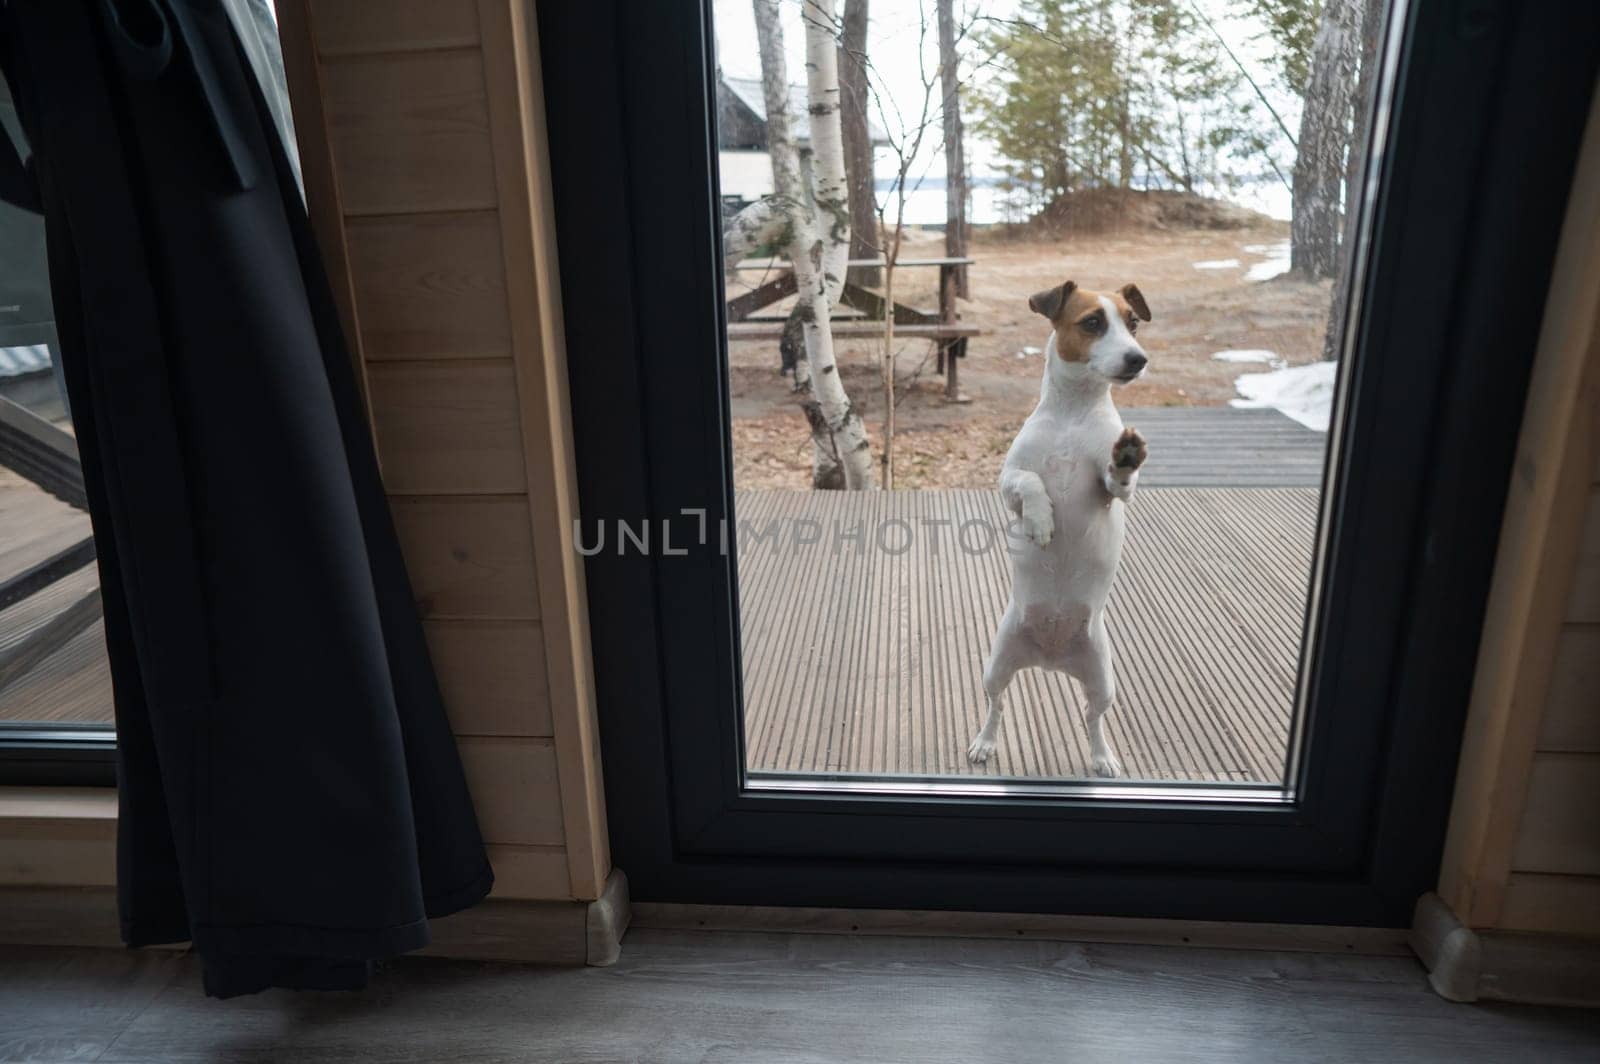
966, 279, 1152, 778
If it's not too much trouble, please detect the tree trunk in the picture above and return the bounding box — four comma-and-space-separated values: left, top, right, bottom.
805, 0, 852, 312
840, 0, 879, 288
937, 0, 968, 298
1291, 0, 1359, 279
743, 0, 873, 489
1321, 0, 1386, 359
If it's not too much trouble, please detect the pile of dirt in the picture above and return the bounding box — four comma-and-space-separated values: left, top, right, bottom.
997, 188, 1275, 239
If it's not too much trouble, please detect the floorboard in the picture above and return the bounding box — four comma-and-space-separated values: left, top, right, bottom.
0, 938, 1594, 1063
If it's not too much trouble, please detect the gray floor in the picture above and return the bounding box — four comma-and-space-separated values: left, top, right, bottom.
2, 933, 1596, 1063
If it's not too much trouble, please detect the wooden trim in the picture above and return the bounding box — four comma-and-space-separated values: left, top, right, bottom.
0, 868, 631, 967
585, 867, 630, 965
0, 788, 116, 887
1411, 892, 1600, 1006
1437, 79, 1600, 928
275, 0, 374, 417
1500, 872, 1600, 937
0, 786, 117, 823
476, 0, 610, 902
631, 902, 1411, 956
309, 0, 482, 59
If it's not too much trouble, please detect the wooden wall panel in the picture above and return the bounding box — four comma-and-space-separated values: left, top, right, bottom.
486, 844, 571, 900
366, 361, 527, 495
1538, 628, 1600, 753
457, 738, 565, 847
1499, 872, 1600, 937
270, 0, 608, 905
390, 497, 540, 620
311, 0, 481, 58
1509, 754, 1600, 877
425, 619, 553, 737
323, 52, 497, 216
1567, 488, 1600, 622
345, 212, 512, 362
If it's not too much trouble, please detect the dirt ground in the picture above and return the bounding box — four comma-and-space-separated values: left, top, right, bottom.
729, 221, 1334, 490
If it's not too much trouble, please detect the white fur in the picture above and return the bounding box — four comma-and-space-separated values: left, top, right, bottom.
968, 295, 1148, 777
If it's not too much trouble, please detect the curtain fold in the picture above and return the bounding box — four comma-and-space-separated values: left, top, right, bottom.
0, 0, 494, 997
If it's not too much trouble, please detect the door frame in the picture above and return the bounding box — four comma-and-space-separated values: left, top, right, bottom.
536, 0, 1600, 924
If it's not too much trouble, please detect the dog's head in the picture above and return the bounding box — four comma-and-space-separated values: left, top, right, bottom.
1028, 280, 1152, 385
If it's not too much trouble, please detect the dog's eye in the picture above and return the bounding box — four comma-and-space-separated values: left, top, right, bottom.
1127, 317, 1138, 334
1081, 315, 1104, 334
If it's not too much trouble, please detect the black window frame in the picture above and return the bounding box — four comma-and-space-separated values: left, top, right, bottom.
564, 0, 1587, 923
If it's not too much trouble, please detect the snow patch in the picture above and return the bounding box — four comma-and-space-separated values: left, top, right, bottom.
1211, 349, 1281, 365
1231, 361, 1336, 432
1192, 258, 1241, 270
1242, 241, 1291, 282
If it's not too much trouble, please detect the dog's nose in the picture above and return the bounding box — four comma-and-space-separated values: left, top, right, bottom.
1124, 352, 1148, 375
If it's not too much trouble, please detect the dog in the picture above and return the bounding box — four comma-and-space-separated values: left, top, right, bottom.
966, 279, 1152, 778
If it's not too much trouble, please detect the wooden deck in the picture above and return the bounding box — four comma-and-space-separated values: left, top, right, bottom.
0, 466, 111, 725
737, 486, 1318, 783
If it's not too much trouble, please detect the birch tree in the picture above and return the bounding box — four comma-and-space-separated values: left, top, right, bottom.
725, 0, 875, 490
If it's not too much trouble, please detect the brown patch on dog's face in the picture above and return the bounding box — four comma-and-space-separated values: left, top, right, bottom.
1029, 280, 1112, 363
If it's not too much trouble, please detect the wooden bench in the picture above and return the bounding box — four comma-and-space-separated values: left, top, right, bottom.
725, 256, 979, 399
726, 321, 980, 342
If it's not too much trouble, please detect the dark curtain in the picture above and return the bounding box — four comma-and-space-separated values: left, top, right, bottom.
0, 0, 493, 997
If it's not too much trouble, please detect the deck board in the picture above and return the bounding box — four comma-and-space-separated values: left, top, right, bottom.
0, 466, 111, 725
737, 487, 1318, 783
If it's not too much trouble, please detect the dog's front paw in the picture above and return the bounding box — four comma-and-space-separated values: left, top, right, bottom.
1090, 750, 1123, 779
1111, 427, 1148, 472
967, 732, 998, 764
1022, 511, 1053, 547
1019, 498, 1054, 547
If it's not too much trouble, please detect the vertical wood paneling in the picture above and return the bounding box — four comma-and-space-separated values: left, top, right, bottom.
1538, 628, 1600, 753
323, 52, 498, 216
1509, 755, 1600, 876
390, 497, 540, 619
485, 844, 571, 900
425, 619, 553, 737
310, 0, 481, 57
366, 361, 527, 494
1566, 489, 1600, 622
274, 0, 608, 905
1499, 872, 1600, 936
457, 738, 565, 847
345, 212, 513, 361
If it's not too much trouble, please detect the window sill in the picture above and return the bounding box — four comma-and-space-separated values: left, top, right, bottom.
0, 786, 117, 887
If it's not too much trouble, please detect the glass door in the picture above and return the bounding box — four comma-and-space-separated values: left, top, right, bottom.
539, 0, 1599, 919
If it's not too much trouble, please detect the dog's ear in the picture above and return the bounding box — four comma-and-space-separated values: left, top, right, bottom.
1028, 280, 1076, 321
1120, 283, 1152, 322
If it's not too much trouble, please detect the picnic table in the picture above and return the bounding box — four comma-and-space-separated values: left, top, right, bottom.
725, 255, 978, 401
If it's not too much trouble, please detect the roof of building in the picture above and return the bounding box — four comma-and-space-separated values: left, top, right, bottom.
720, 74, 889, 148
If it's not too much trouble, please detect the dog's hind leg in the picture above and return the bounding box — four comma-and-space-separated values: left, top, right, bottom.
968, 615, 1025, 764
1063, 613, 1123, 778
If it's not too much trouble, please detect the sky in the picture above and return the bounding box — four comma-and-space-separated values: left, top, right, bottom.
711, 0, 1304, 218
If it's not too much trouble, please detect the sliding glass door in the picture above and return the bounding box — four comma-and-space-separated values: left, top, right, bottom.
540, 0, 1599, 920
